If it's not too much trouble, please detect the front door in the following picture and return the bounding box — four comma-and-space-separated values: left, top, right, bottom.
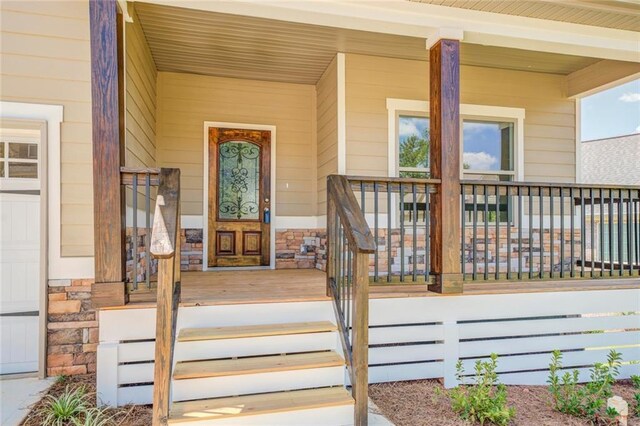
208, 128, 271, 267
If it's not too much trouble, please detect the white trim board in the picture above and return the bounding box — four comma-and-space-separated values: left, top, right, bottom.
0, 101, 93, 280
387, 99, 525, 181
336, 52, 346, 175
138, 0, 640, 62
202, 122, 277, 271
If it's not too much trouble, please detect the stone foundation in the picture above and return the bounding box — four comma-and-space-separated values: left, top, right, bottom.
47, 279, 97, 376
181, 229, 204, 271
275, 229, 327, 270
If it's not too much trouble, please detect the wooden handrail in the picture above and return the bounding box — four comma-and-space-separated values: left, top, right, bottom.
150, 168, 181, 426
120, 166, 160, 186
326, 174, 374, 426
328, 175, 376, 254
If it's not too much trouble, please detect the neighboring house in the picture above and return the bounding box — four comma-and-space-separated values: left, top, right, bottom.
0, 1, 639, 425
582, 133, 640, 185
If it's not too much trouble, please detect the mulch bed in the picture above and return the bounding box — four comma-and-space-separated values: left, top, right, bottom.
370, 379, 639, 426
20, 374, 152, 426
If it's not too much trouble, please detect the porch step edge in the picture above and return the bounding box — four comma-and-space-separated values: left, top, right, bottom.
173, 351, 344, 380
168, 387, 354, 424
177, 321, 337, 342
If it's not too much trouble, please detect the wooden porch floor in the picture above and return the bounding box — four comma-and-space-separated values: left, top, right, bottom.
112, 269, 640, 310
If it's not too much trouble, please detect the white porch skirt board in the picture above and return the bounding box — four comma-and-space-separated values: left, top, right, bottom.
97, 289, 640, 407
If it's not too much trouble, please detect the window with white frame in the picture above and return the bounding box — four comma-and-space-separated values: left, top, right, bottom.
0, 128, 40, 189
389, 100, 524, 181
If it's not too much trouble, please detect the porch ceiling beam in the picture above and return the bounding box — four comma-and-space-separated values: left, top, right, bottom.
90, 0, 127, 306
567, 59, 640, 98
136, 0, 640, 63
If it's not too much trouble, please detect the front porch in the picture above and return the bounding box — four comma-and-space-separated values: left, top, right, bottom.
115, 269, 640, 308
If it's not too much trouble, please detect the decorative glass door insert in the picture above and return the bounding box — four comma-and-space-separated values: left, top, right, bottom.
218, 141, 261, 221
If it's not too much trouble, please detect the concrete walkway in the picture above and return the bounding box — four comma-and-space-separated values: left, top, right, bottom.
1, 376, 54, 426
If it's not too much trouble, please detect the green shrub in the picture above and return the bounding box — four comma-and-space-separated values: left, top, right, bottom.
39, 385, 113, 426
40, 385, 91, 426
449, 353, 515, 426
547, 349, 622, 421
632, 375, 640, 417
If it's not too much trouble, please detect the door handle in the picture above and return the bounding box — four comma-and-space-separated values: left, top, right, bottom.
263, 207, 270, 224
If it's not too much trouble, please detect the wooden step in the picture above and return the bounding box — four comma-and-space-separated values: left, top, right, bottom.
178, 321, 336, 342
173, 351, 344, 380
168, 387, 353, 424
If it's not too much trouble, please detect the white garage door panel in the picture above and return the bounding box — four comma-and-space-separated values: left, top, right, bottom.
0, 316, 39, 374
0, 194, 40, 315
0, 192, 40, 375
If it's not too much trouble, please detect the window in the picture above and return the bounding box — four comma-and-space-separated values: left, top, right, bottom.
462, 119, 515, 181
0, 131, 39, 181
398, 115, 429, 178
388, 100, 524, 181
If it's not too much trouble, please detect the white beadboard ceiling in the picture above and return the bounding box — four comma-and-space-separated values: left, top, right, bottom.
134, 2, 601, 85
412, 0, 640, 32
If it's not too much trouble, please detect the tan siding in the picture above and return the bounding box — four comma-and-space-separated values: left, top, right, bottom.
316, 57, 338, 215
125, 7, 157, 168
0, 1, 93, 256
345, 54, 576, 183
156, 72, 316, 217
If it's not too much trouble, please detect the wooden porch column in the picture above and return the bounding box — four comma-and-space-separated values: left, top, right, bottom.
90, 0, 127, 307
428, 38, 463, 294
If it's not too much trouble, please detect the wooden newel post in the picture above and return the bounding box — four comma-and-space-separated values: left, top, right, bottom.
352, 251, 369, 426
428, 39, 464, 294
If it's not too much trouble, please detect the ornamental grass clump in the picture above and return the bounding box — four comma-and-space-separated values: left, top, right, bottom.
39, 384, 112, 426
449, 353, 515, 426
547, 349, 622, 422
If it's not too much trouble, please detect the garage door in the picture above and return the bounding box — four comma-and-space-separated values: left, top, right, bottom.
0, 128, 41, 375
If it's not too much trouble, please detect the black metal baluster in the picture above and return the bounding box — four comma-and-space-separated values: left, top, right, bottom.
472, 185, 478, 280
570, 187, 575, 278
506, 186, 511, 280
560, 187, 565, 278
346, 246, 352, 339
461, 184, 466, 281
539, 187, 544, 279
495, 185, 500, 281
400, 183, 405, 282
609, 189, 614, 276
132, 173, 138, 290
549, 187, 554, 279
145, 173, 151, 288
599, 189, 605, 278
425, 182, 431, 281
517, 186, 523, 280
374, 182, 379, 283
626, 189, 633, 276
590, 188, 595, 278
529, 187, 534, 279
617, 190, 624, 276
387, 184, 392, 283
360, 181, 365, 213
581, 188, 586, 277
412, 183, 418, 282
484, 184, 489, 280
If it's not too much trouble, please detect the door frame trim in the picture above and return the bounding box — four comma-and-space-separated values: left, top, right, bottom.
203, 122, 277, 270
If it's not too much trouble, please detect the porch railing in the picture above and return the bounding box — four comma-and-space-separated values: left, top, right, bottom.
326, 175, 375, 426
149, 168, 181, 425
120, 167, 160, 291
462, 181, 640, 281
347, 176, 440, 284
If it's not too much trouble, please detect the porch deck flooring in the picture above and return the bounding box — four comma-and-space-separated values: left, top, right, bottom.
111, 269, 640, 310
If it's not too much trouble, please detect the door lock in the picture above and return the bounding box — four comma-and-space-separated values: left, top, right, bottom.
263, 207, 271, 224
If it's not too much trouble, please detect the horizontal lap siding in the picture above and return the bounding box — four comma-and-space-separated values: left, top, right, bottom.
345, 54, 576, 182
156, 72, 316, 216
316, 57, 338, 215
0, 1, 93, 256
124, 6, 157, 169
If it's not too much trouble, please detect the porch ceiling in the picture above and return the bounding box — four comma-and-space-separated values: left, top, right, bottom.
134, 2, 600, 85
412, 0, 640, 32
